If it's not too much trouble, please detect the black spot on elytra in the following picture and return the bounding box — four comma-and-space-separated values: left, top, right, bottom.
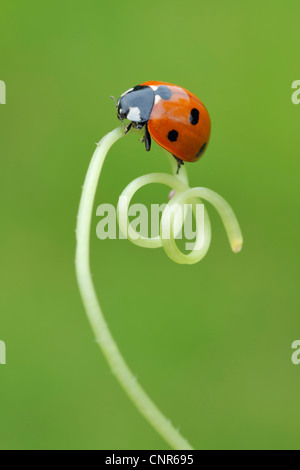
189, 108, 199, 125
168, 130, 178, 142
156, 85, 172, 100
196, 142, 207, 158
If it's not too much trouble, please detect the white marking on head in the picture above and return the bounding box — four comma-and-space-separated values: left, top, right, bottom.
154, 94, 161, 105
127, 106, 141, 122
121, 87, 134, 97
150, 85, 158, 91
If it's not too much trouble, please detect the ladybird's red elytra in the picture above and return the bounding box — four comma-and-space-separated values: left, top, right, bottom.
116, 81, 211, 171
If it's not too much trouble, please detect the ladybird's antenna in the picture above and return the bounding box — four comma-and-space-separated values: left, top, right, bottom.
110, 95, 118, 107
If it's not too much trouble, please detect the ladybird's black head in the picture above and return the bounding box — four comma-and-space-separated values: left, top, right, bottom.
116, 85, 155, 124
117, 95, 129, 121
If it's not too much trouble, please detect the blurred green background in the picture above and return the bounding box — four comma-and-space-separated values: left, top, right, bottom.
1, 0, 300, 450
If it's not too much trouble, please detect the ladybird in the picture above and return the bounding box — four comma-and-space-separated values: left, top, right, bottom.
115, 81, 211, 172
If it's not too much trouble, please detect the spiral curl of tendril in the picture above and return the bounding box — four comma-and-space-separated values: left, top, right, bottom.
117, 137, 242, 264
75, 126, 243, 450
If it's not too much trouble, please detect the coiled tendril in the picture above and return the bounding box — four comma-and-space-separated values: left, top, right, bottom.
118, 150, 242, 264
75, 127, 243, 450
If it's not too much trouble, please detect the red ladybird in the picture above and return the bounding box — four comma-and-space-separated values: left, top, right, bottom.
116, 81, 211, 172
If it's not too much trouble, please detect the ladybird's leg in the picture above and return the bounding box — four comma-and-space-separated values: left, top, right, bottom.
132, 122, 150, 150
138, 124, 146, 143
173, 155, 184, 174
132, 122, 144, 130
144, 123, 151, 152
124, 122, 132, 134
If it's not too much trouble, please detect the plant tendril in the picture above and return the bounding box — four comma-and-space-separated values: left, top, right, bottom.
75, 126, 243, 450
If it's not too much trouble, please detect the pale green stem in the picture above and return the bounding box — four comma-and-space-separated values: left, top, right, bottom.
75, 127, 193, 450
